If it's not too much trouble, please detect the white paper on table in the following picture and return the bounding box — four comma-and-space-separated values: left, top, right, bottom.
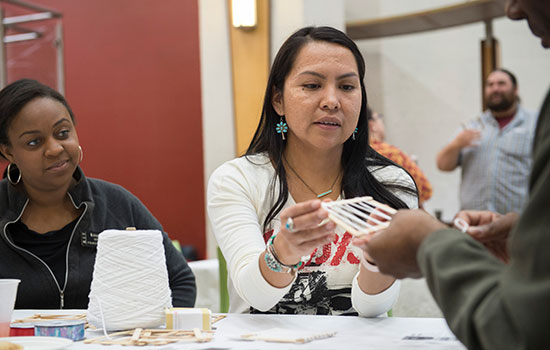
240, 327, 337, 343
401, 332, 457, 342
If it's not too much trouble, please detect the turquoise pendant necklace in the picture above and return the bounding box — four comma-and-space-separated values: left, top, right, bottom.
283, 156, 341, 198
316, 189, 333, 198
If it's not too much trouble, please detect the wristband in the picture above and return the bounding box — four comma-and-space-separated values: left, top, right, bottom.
453, 217, 469, 233
360, 253, 379, 272
265, 248, 291, 273
264, 234, 303, 273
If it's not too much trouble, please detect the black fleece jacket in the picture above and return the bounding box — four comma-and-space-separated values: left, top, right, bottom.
0, 167, 196, 309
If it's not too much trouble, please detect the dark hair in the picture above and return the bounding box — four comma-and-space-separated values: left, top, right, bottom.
491, 68, 518, 88
245, 26, 417, 231
366, 106, 373, 121
0, 79, 75, 154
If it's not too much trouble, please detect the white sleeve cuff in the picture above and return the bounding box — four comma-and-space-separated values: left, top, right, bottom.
351, 272, 401, 317
235, 252, 297, 312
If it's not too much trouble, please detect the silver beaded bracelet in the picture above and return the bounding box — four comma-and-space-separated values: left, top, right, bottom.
264, 233, 303, 274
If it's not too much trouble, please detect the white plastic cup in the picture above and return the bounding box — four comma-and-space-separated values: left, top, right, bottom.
0, 279, 20, 337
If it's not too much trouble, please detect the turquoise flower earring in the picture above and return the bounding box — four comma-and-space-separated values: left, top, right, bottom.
352, 127, 358, 140
276, 117, 289, 140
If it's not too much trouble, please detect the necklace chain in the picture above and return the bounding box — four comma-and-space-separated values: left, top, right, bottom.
283, 156, 341, 198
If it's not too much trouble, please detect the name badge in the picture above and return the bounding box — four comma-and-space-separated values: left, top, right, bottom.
80, 231, 99, 247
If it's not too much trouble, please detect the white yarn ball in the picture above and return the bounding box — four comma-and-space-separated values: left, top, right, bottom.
87, 229, 172, 330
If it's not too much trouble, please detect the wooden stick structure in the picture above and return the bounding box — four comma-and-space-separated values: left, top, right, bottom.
321, 196, 397, 236
84, 328, 214, 346
12, 313, 87, 323
240, 329, 337, 343
14, 313, 221, 345
12, 313, 91, 328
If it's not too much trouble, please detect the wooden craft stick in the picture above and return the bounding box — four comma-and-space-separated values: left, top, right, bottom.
84, 330, 132, 344
241, 334, 301, 343
85, 328, 214, 345
193, 328, 202, 339
212, 314, 226, 324
131, 328, 142, 342
13, 313, 86, 323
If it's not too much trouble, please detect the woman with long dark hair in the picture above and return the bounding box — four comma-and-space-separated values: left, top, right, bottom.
208, 26, 417, 316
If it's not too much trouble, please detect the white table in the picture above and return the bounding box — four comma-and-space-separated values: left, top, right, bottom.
10, 310, 466, 349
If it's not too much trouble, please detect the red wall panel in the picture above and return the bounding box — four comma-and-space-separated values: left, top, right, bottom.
31, 0, 205, 257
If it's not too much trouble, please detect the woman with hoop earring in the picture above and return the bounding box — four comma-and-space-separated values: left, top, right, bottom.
0, 79, 196, 309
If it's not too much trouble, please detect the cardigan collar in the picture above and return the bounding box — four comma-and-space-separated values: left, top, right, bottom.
5, 166, 91, 220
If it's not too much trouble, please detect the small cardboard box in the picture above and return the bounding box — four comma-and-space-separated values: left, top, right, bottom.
165, 308, 212, 331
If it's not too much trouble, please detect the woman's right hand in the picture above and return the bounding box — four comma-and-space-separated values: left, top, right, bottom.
273, 199, 336, 266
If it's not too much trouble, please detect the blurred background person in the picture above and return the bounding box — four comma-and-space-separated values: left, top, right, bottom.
368, 107, 433, 206
436, 69, 538, 214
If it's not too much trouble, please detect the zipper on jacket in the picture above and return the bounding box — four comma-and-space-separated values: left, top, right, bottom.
3, 197, 88, 309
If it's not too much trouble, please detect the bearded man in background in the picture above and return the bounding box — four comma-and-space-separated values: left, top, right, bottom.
436, 68, 538, 214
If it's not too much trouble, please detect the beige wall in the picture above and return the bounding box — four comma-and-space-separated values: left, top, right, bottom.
199, 0, 236, 258
271, 0, 346, 61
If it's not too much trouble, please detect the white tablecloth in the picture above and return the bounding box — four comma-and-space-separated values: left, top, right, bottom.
10, 310, 466, 349
188, 258, 220, 312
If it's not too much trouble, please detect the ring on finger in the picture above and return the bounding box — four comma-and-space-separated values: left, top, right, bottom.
285, 217, 296, 233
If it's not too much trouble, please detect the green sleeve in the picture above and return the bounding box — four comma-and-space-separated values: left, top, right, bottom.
417, 88, 550, 350
417, 230, 520, 350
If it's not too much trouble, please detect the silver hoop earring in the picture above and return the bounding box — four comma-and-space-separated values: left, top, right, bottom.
78, 145, 83, 163
7, 163, 21, 185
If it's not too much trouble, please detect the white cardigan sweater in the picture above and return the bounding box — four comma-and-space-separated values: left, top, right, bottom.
207, 153, 418, 316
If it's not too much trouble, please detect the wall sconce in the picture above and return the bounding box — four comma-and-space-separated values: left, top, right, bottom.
232, 0, 257, 29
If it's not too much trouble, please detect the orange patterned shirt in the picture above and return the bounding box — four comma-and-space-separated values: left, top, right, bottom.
370, 140, 433, 205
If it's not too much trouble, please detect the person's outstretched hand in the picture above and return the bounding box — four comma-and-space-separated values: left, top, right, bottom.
454, 210, 518, 263
352, 209, 446, 279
